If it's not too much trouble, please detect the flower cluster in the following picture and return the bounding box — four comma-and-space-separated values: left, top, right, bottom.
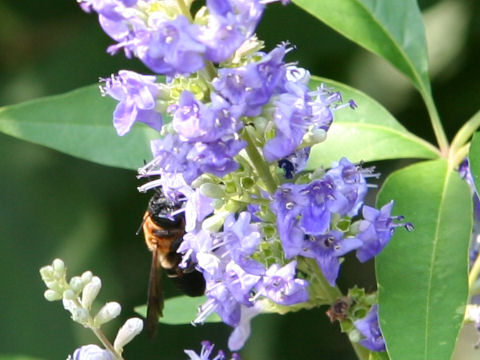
40, 259, 143, 359
79, 0, 411, 353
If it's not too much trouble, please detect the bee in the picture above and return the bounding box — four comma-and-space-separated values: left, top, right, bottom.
141, 191, 206, 337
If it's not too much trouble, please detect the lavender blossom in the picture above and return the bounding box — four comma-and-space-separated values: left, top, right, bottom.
185, 340, 240, 360
354, 305, 386, 352
101, 70, 162, 136
137, 16, 206, 76
258, 261, 309, 305
356, 201, 413, 263
71, 344, 114, 360
299, 231, 362, 286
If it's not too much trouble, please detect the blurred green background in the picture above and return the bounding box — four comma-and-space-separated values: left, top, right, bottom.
0, 0, 479, 359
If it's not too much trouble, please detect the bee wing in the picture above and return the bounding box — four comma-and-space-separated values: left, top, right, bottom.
146, 245, 163, 338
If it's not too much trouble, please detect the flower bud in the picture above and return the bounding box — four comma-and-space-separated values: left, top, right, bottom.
71, 307, 90, 325
45, 280, 59, 290
39, 265, 54, 281
202, 212, 227, 233
70, 276, 84, 293
63, 289, 77, 301
72, 344, 114, 360
113, 317, 144, 353
81, 271, 93, 285
82, 276, 101, 310
44, 289, 62, 301
466, 304, 480, 323
94, 302, 121, 326
52, 258, 65, 274
348, 329, 361, 343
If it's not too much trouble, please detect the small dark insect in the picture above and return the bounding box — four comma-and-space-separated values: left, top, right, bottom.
141, 191, 206, 337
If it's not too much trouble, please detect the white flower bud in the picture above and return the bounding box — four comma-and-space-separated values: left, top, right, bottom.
202, 212, 228, 233
72, 344, 114, 360
348, 329, 361, 343
44, 289, 62, 301
63, 289, 77, 301
94, 302, 121, 326
466, 304, 480, 323
52, 258, 65, 274
81, 271, 93, 285
45, 279, 59, 290
113, 317, 144, 353
39, 265, 54, 281
71, 307, 90, 325
70, 276, 84, 293
81, 276, 101, 310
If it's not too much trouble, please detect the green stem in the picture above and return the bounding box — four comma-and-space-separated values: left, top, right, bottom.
449, 109, 480, 168
243, 127, 277, 194
91, 327, 125, 360
422, 92, 449, 157
449, 143, 470, 170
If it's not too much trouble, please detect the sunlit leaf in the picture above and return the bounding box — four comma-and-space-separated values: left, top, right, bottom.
306, 77, 439, 169
0, 85, 158, 171
376, 159, 472, 360
293, 0, 430, 92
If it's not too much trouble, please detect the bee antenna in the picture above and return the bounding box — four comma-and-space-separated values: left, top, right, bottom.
136, 213, 148, 235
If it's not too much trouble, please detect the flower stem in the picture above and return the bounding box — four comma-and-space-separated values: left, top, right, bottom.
422, 93, 449, 157
91, 327, 125, 360
242, 127, 277, 194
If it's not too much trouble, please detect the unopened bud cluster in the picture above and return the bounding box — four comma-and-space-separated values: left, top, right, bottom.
40, 259, 143, 359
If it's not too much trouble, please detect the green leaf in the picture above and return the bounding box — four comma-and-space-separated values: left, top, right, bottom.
376, 159, 472, 360
292, 0, 430, 92
468, 132, 480, 195
135, 296, 221, 325
306, 77, 439, 169
0, 85, 158, 170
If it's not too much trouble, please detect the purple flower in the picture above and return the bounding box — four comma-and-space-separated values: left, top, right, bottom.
185, 340, 240, 360
170, 91, 242, 143
299, 178, 343, 236
264, 84, 355, 162
258, 261, 309, 305
356, 201, 413, 263
71, 344, 114, 360
299, 231, 362, 286
101, 70, 162, 136
213, 44, 289, 117
137, 16, 206, 76
228, 304, 262, 351
326, 158, 373, 217
354, 305, 386, 352
187, 138, 246, 179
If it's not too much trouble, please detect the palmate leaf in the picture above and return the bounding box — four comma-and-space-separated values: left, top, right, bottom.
306, 77, 439, 169
376, 159, 472, 360
292, 0, 431, 93
135, 296, 221, 325
0, 85, 158, 171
